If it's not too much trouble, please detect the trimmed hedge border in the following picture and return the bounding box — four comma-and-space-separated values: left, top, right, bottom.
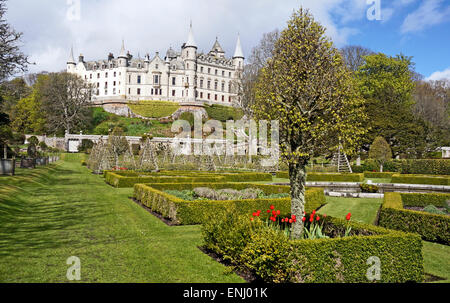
105, 170, 273, 188
363, 171, 395, 179
133, 182, 326, 225
390, 174, 450, 185
400, 192, 450, 208
379, 192, 450, 245
202, 213, 424, 283
307, 173, 364, 182
399, 159, 450, 175
275, 172, 365, 182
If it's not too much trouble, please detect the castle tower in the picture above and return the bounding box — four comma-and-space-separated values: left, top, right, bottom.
182, 22, 198, 103
233, 34, 245, 72
67, 46, 76, 72
118, 40, 128, 68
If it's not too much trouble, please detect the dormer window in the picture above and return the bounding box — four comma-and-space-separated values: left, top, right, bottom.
155, 64, 159, 69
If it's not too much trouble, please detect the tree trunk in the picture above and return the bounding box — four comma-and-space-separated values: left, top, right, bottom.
3, 145, 7, 160
289, 160, 307, 240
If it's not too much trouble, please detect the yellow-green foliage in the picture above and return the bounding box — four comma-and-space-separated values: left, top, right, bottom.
202, 213, 424, 283
203, 104, 244, 122
363, 171, 395, 179
391, 174, 450, 185
133, 182, 326, 225
379, 192, 450, 245
128, 100, 180, 118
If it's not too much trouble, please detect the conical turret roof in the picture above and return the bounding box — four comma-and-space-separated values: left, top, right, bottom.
185, 22, 197, 48
233, 34, 244, 59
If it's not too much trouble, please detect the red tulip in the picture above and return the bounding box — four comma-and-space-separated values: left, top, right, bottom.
293, 218, 297, 223
316, 216, 320, 221
291, 215, 296, 220
281, 218, 285, 223
346, 213, 352, 221
252, 212, 257, 217
289, 219, 293, 224
272, 210, 276, 216
267, 210, 270, 214
270, 205, 275, 210
302, 217, 306, 222
312, 210, 316, 216
276, 210, 281, 215
309, 217, 314, 223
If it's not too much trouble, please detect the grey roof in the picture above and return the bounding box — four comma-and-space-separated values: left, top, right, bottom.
233, 35, 244, 58
210, 38, 225, 54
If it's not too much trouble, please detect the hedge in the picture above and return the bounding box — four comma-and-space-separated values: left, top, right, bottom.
202, 213, 424, 283
400, 193, 450, 208
399, 159, 450, 175
363, 171, 395, 179
203, 104, 244, 122
105, 170, 273, 188
306, 173, 364, 182
133, 182, 326, 225
379, 192, 450, 245
128, 100, 180, 118
352, 160, 401, 173
276, 171, 289, 179
390, 174, 450, 185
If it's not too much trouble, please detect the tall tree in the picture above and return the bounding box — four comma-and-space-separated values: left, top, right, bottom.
40, 72, 93, 135
253, 8, 366, 239
356, 53, 423, 157
340, 45, 374, 73
368, 136, 392, 172
0, 0, 29, 83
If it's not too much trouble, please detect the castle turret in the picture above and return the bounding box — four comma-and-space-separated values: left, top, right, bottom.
182, 22, 198, 102
66, 46, 76, 72
233, 34, 245, 72
118, 40, 128, 67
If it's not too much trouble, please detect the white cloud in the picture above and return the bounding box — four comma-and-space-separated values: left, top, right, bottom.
5, 0, 367, 74
426, 68, 450, 81
401, 0, 450, 34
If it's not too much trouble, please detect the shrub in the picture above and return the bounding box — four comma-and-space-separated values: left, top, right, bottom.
423, 205, 447, 216
352, 160, 400, 173
133, 182, 326, 225
202, 213, 424, 283
359, 183, 379, 193
391, 174, 450, 185
204, 104, 244, 122
379, 192, 450, 245
306, 173, 364, 182
399, 159, 450, 175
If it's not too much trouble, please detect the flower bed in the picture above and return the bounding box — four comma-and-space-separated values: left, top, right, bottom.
379, 192, 450, 245
202, 210, 424, 283
105, 170, 273, 188
390, 174, 450, 185
133, 182, 326, 225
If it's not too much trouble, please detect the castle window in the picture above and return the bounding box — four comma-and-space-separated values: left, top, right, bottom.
105, 72, 108, 78
113, 81, 116, 86
128, 88, 131, 94
129, 75, 131, 83
207, 80, 211, 89
151, 88, 154, 95
215, 69, 218, 75
229, 96, 231, 102
214, 81, 218, 90
138, 64, 141, 68
229, 72, 232, 77
222, 71, 225, 77
228, 83, 232, 92
172, 90, 176, 97
156, 64, 159, 69
221, 82, 225, 92
137, 75, 141, 84
90, 74, 92, 79
159, 89, 162, 95
200, 79, 203, 88
97, 73, 100, 79
200, 66, 204, 73
137, 88, 141, 95
105, 82, 108, 88
215, 94, 217, 101
154, 75, 159, 84
172, 77, 176, 85
222, 95, 224, 102
97, 83, 100, 88
207, 93, 210, 100
113, 88, 116, 94
208, 68, 211, 74
200, 92, 203, 99
187, 63, 189, 69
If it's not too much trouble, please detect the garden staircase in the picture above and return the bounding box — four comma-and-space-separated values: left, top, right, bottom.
331, 144, 353, 173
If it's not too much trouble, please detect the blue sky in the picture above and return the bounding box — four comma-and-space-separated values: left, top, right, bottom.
5, 0, 450, 80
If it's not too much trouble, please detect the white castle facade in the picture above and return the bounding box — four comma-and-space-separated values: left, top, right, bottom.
66, 24, 244, 107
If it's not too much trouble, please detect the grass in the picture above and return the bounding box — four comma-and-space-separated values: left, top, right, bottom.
422, 241, 450, 283
128, 100, 180, 118
0, 154, 244, 283
317, 196, 383, 224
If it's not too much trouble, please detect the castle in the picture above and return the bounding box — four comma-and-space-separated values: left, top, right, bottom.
66, 23, 244, 107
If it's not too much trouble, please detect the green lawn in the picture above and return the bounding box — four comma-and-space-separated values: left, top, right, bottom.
318, 196, 383, 224
422, 241, 450, 283
0, 154, 244, 283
